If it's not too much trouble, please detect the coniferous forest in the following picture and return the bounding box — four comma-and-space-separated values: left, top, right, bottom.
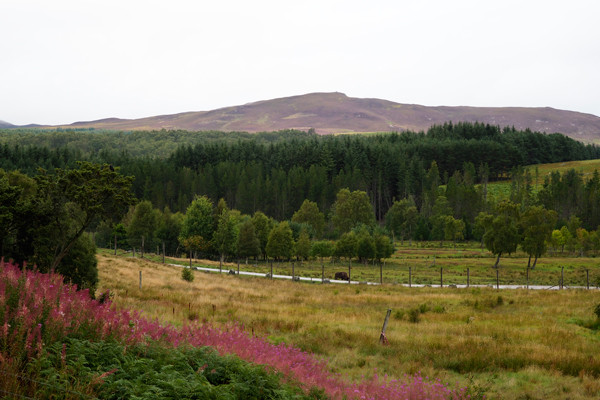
1, 122, 598, 221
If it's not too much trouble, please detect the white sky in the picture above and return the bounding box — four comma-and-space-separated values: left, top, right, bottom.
1, 0, 599, 126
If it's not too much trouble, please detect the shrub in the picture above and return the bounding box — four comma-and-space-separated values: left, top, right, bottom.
432, 305, 446, 314
393, 310, 405, 320
595, 303, 600, 320
181, 267, 194, 282
408, 308, 421, 323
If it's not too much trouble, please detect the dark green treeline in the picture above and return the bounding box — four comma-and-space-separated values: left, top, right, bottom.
1, 122, 599, 224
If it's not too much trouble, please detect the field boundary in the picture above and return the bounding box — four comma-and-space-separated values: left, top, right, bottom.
169, 262, 600, 291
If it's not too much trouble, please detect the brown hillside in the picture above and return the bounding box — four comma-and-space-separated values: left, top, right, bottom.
57, 92, 600, 142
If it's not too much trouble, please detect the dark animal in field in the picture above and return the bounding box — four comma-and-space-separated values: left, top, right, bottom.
335, 271, 349, 281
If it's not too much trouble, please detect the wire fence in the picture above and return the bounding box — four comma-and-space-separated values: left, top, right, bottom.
179, 259, 600, 290
106, 248, 600, 290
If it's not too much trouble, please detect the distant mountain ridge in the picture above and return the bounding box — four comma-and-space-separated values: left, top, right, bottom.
9, 92, 600, 142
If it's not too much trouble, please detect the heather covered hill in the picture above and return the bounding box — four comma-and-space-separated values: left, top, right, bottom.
43, 92, 600, 142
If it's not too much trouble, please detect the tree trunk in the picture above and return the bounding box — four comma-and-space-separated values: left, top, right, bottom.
532, 255, 538, 269
527, 255, 531, 270
493, 252, 502, 268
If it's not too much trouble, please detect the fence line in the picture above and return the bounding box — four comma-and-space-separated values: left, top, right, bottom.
171, 261, 600, 290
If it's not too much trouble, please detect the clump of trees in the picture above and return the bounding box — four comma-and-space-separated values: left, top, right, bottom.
0, 162, 135, 292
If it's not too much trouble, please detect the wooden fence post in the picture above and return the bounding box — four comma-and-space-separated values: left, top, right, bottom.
322, 262, 325, 283
270, 260, 273, 280
560, 266, 564, 290
526, 267, 529, 289
496, 268, 499, 289
409, 266, 412, 288
587, 269, 590, 290
379, 309, 392, 345
292, 262, 295, 280
440, 267, 443, 288
467, 267, 470, 288
139, 270, 142, 290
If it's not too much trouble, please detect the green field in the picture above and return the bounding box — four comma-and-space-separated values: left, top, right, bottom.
487, 158, 600, 200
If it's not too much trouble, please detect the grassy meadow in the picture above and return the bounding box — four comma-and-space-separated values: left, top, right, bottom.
97, 247, 600, 400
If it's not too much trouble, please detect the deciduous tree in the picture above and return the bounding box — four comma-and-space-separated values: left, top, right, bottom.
482, 200, 521, 268
266, 221, 294, 261
294, 229, 312, 261
237, 219, 261, 262
292, 199, 325, 237
519, 206, 557, 269
331, 189, 375, 233
179, 195, 214, 257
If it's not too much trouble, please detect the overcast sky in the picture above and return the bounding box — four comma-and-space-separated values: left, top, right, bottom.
1, 0, 599, 126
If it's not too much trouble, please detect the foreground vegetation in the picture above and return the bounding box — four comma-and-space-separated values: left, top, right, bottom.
97, 253, 600, 400
0, 259, 470, 399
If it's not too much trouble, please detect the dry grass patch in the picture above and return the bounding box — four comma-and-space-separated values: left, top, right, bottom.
98, 253, 600, 400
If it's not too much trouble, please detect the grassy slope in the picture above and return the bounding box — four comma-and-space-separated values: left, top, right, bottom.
487, 158, 600, 200
97, 251, 600, 400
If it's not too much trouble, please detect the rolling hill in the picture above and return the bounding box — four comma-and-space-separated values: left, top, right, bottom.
10, 92, 600, 142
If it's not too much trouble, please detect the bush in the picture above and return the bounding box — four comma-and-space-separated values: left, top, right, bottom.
393, 310, 405, 320
408, 308, 421, 323
432, 305, 446, 314
594, 303, 600, 320
181, 267, 194, 282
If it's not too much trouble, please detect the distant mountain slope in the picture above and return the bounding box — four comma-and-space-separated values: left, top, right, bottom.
45, 92, 600, 142
0, 120, 15, 129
